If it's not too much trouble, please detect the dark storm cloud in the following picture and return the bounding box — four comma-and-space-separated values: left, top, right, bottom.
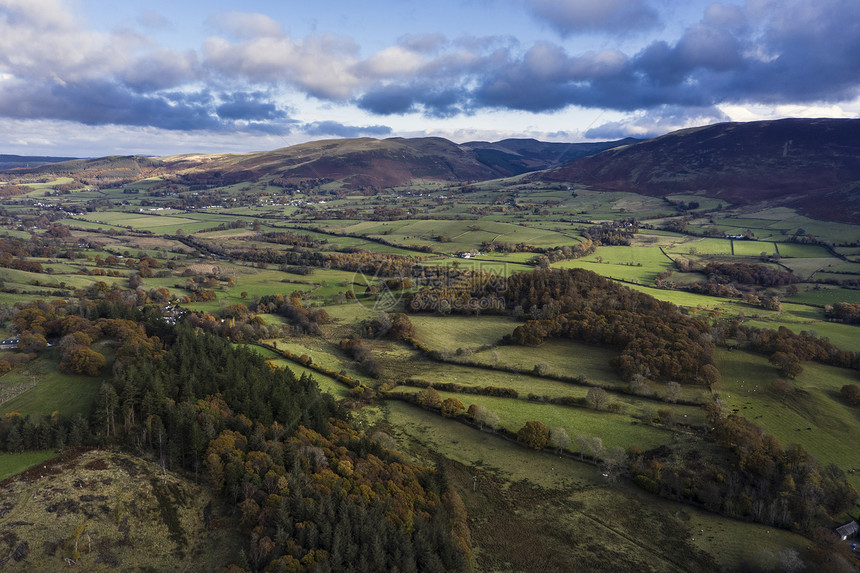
525, 0, 660, 35
356, 86, 416, 115
464, 0, 860, 114
2, 0, 860, 135
215, 92, 289, 121
635, 24, 743, 86
303, 121, 392, 137
726, 0, 860, 103
0, 80, 221, 130
356, 84, 467, 117
472, 42, 629, 112
0, 78, 296, 133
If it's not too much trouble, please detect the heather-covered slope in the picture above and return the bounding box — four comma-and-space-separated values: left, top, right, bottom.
536, 118, 860, 222
462, 137, 638, 176
4, 136, 632, 191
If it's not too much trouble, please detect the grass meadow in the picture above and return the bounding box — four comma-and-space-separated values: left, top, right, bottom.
0, 450, 57, 480
380, 401, 811, 572
665, 237, 734, 256
0, 348, 104, 418
266, 359, 351, 398
788, 285, 860, 305
732, 240, 777, 256
554, 247, 673, 284
395, 385, 673, 451
715, 349, 860, 491
408, 314, 519, 351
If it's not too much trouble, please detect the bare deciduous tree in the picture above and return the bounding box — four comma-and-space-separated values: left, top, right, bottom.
549, 427, 570, 453
586, 387, 609, 410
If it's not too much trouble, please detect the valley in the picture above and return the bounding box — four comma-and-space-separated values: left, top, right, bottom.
1, 119, 860, 571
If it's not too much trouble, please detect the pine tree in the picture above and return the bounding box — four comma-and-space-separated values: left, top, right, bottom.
6, 424, 24, 453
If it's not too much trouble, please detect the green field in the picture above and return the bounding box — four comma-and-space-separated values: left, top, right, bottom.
333, 218, 586, 253
731, 240, 776, 257
825, 261, 860, 274
715, 349, 860, 491
788, 285, 860, 305
0, 450, 57, 480
780, 256, 843, 278
0, 360, 102, 419
380, 401, 811, 572
265, 358, 351, 398
554, 247, 673, 284
268, 337, 368, 382
741, 312, 860, 353
396, 386, 673, 452
409, 314, 520, 351
625, 283, 735, 308
417, 255, 534, 275
775, 243, 832, 258
665, 237, 734, 256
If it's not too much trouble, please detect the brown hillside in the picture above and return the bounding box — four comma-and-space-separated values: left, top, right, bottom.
0, 449, 241, 570
535, 118, 860, 223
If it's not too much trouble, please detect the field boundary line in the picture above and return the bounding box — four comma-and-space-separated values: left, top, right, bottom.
402, 338, 706, 408
658, 247, 676, 263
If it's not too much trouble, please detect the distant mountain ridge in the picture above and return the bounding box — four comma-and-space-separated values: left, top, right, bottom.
535, 118, 860, 223
462, 138, 639, 176
0, 154, 79, 171
4, 119, 859, 223
196, 136, 637, 186
3, 136, 634, 188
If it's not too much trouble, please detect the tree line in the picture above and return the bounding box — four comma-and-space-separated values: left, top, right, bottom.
632, 402, 857, 535
701, 261, 799, 287
407, 267, 717, 384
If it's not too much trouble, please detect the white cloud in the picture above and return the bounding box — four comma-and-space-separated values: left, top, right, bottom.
0, 0, 120, 81
586, 105, 731, 139
0, 118, 297, 156
206, 11, 283, 39
359, 46, 426, 77
719, 100, 860, 122
121, 49, 201, 91
202, 33, 361, 100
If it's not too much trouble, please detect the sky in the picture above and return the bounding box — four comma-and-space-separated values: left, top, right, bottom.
1, 0, 859, 157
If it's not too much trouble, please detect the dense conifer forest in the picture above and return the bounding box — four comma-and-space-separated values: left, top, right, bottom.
0, 302, 469, 572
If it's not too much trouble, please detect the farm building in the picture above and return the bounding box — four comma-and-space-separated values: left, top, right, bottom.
835, 520, 858, 541
456, 250, 482, 259
0, 338, 19, 349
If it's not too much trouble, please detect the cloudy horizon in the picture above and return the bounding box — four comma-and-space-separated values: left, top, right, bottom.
1, 0, 859, 157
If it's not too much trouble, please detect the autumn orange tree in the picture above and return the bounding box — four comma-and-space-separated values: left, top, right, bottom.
517, 420, 549, 450
440, 397, 465, 418
63, 345, 106, 376
417, 386, 442, 410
